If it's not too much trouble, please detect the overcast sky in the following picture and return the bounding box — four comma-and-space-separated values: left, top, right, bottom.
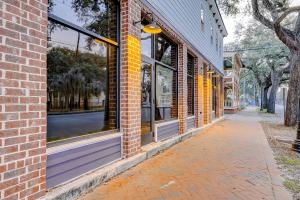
222, 0, 300, 45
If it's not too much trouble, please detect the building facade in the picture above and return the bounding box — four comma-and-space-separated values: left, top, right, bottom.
0, 0, 227, 199
223, 52, 242, 113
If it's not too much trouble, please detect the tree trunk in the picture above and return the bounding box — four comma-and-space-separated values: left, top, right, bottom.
263, 86, 269, 109
255, 85, 259, 106
267, 71, 279, 113
285, 51, 300, 126
260, 86, 264, 110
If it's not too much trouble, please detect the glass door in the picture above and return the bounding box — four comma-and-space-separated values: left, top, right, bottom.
141, 61, 154, 145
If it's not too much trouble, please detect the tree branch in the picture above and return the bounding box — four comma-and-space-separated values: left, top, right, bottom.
274, 6, 300, 26
273, 7, 300, 51
251, 0, 274, 30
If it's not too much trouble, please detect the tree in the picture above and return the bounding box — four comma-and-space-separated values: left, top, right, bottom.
234, 21, 290, 113
218, 0, 300, 125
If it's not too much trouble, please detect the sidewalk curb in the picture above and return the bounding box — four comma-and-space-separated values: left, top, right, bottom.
256, 110, 293, 200
46, 117, 225, 200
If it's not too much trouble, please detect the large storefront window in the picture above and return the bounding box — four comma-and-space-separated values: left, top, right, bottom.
48, 0, 117, 41
187, 54, 195, 116
155, 35, 178, 121
47, 0, 119, 142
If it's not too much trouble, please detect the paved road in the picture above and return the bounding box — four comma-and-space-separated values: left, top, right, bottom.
80, 107, 292, 200
47, 112, 106, 139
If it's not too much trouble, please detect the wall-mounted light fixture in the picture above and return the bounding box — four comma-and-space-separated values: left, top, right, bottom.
133, 13, 162, 34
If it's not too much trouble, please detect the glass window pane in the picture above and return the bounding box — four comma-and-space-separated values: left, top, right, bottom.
155, 64, 177, 121
155, 35, 176, 67
49, 0, 117, 41
187, 54, 194, 115
47, 22, 117, 142
187, 77, 194, 115
141, 30, 152, 57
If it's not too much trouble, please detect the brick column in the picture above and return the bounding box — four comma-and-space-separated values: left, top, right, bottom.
220, 76, 224, 116
194, 57, 203, 128
0, 0, 48, 199
178, 44, 187, 134
120, 0, 142, 158
215, 76, 219, 118
203, 64, 212, 124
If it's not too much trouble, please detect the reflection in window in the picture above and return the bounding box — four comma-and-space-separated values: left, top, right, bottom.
155, 64, 177, 121
48, 0, 117, 41
212, 76, 217, 113
200, 7, 204, 23
47, 22, 117, 142
187, 54, 194, 116
210, 25, 213, 44
155, 35, 176, 67
141, 29, 152, 57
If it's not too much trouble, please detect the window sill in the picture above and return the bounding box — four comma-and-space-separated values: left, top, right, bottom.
47, 130, 122, 155
186, 115, 195, 120
155, 118, 179, 126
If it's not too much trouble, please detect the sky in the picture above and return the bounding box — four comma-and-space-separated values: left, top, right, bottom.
222, 0, 300, 45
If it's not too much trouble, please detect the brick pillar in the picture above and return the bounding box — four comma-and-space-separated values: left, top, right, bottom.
208, 68, 213, 123
220, 76, 224, 116
178, 44, 187, 134
203, 64, 212, 124
120, 0, 142, 158
215, 76, 221, 118
0, 0, 48, 199
194, 57, 203, 128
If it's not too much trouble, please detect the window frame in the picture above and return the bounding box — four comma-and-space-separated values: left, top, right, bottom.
47, 0, 121, 144
187, 53, 195, 116
200, 6, 204, 24
154, 34, 178, 122
210, 25, 213, 44
141, 27, 179, 122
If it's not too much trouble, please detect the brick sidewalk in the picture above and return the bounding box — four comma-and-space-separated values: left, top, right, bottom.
79, 108, 292, 200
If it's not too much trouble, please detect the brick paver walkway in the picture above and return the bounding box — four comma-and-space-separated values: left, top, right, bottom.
79, 108, 292, 200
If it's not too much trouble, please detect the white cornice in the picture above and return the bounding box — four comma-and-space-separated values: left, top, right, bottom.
207, 0, 228, 37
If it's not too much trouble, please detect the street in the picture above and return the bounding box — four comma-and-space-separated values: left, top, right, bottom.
47, 112, 106, 140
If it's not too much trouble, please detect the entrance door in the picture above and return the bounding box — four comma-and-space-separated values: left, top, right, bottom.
141, 61, 154, 145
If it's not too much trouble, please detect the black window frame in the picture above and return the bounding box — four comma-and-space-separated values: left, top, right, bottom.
187, 53, 195, 116
140, 24, 179, 122
154, 34, 178, 122
47, 0, 121, 143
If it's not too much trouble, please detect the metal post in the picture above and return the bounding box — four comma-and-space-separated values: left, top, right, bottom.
292, 97, 300, 153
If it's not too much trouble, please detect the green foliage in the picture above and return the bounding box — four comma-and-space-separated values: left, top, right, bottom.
217, 0, 291, 16
237, 21, 290, 86
283, 179, 300, 193
47, 46, 107, 111
275, 156, 300, 166
217, 0, 241, 16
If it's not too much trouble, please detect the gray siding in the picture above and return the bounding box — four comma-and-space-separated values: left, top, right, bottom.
46, 136, 122, 188
186, 117, 195, 130
144, 0, 224, 71
157, 121, 179, 141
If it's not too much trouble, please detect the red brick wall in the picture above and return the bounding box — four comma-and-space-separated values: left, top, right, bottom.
120, 0, 142, 158
178, 44, 187, 134
0, 0, 48, 199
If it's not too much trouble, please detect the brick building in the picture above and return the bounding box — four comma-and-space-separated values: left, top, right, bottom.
0, 0, 227, 199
